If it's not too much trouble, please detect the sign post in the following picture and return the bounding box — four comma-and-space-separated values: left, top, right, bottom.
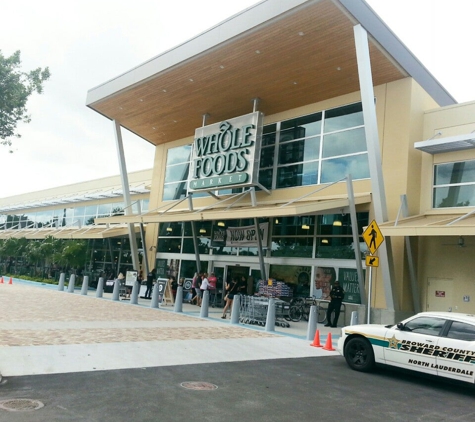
362, 220, 384, 323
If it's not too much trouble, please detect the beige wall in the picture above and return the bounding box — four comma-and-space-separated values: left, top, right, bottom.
411, 101, 475, 311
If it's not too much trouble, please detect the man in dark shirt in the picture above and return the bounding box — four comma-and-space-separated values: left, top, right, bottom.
325, 281, 345, 327
145, 268, 156, 299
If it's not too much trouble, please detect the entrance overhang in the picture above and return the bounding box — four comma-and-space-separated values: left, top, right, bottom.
379, 211, 475, 237
94, 193, 372, 225
0, 225, 138, 240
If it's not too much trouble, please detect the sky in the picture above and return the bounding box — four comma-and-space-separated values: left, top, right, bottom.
0, 0, 474, 199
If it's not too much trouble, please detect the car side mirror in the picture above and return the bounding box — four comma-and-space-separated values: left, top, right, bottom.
397, 322, 405, 330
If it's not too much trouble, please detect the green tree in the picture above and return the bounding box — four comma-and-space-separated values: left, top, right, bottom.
0, 50, 50, 149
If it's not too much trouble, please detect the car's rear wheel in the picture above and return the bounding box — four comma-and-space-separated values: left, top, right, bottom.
344, 337, 375, 372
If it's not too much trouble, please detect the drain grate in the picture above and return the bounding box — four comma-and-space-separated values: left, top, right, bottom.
0, 399, 44, 412
180, 381, 218, 391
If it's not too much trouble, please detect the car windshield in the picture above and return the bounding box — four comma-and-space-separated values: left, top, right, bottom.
399, 316, 446, 336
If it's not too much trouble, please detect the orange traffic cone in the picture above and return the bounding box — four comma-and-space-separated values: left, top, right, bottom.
8, 277, 13, 285
310, 329, 322, 347
0, 276, 3, 283
323, 332, 335, 351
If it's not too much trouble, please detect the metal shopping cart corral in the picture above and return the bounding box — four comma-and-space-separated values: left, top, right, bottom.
239, 296, 290, 327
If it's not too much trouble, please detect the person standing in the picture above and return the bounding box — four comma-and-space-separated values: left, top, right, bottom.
199, 272, 210, 306
221, 277, 239, 319
325, 280, 345, 327
191, 272, 202, 305
145, 268, 156, 299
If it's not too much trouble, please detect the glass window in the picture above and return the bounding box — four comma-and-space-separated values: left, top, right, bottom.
258, 168, 273, 190
271, 237, 313, 257
276, 162, 318, 188
402, 316, 446, 336
320, 154, 369, 184
260, 146, 275, 168
262, 124, 277, 146
166, 145, 192, 166
324, 103, 363, 133
157, 238, 182, 254
446, 321, 475, 341
322, 127, 366, 158
163, 182, 188, 201
165, 163, 190, 184
281, 113, 322, 140
434, 161, 475, 185
433, 160, 475, 208
278, 138, 320, 164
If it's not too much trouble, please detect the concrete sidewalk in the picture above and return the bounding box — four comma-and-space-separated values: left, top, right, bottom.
0, 281, 340, 377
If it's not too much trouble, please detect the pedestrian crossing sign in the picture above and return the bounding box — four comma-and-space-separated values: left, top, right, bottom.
362, 220, 384, 254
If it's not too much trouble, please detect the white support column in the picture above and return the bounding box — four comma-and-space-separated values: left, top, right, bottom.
112, 120, 140, 272
353, 24, 397, 311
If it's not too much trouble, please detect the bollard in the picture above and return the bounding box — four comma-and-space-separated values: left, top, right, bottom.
96, 277, 104, 298
350, 310, 359, 326
67, 274, 76, 293
112, 279, 120, 301
200, 290, 209, 318
265, 297, 276, 332
174, 286, 183, 312
58, 273, 65, 291
130, 281, 140, 305
151, 283, 159, 309
231, 294, 240, 324
306, 305, 318, 341
81, 276, 89, 295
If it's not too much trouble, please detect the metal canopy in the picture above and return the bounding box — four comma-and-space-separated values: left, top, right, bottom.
379, 211, 475, 236
415, 133, 475, 155
93, 193, 372, 225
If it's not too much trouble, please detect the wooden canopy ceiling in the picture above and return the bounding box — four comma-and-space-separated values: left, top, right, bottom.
87, 0, 407, 146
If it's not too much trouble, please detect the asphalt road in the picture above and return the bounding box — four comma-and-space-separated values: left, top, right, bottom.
1, 356, 474, 422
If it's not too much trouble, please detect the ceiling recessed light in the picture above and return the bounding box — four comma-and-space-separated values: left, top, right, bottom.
219, 65, 225, 69
152, 127, 156, 130
255, 50, 260, 54
162, 89, 167, 93
139, 99, 143, 102
298, 31, 305, 36
336, 67, 341, 71
118, 106, 123, 110
173, 120, 177, 123
189, 78, 194, 82
293, 81, 298, 85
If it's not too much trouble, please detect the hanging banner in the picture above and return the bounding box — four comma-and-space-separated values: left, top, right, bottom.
211, 222, 268, 248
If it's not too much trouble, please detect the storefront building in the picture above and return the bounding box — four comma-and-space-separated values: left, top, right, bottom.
2, 0, 475, 323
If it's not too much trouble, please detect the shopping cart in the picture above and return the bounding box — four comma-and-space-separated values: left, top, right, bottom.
239, 296, 290, 327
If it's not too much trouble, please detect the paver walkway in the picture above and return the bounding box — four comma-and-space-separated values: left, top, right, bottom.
0, 282, 338, 377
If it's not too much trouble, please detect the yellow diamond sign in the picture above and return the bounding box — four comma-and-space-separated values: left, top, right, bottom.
363, 220, 384, 254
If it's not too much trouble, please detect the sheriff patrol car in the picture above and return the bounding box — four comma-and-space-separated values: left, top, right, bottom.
337, 312, 475, 383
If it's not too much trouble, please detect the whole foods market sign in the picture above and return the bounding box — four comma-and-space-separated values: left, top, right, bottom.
188, 112, 264, 192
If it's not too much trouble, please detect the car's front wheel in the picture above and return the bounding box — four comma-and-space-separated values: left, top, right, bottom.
344, 337, 375, 372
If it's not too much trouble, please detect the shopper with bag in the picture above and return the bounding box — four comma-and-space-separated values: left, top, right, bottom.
221, 277, 239, 319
